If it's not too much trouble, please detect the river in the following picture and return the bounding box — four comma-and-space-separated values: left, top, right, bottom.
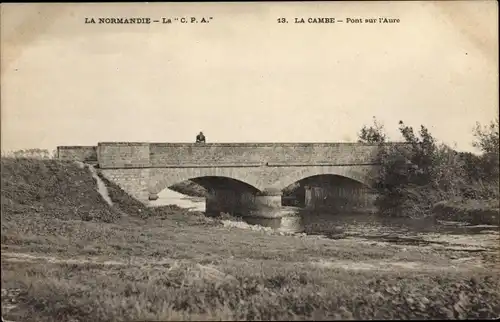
149, 189, 499, 250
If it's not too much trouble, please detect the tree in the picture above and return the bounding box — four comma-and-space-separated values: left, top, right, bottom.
359, 119, 467, 217
473, 117, 499, 155
358, 117, 387, 144
12, 149, 51, 159
471, 117, 499, 195
357, 117, 499, 217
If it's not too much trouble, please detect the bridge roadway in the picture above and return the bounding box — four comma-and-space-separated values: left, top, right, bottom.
57, 142, 384, 218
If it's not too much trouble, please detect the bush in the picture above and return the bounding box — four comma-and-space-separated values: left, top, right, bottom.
1, 148, 54, 159
358, 117, 499, 218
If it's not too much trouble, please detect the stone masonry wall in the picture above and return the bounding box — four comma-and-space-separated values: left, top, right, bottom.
98, 143, 151, 169
61, 143, 385, 168
60, 142, 404, 169
149, 143, 380, 167
100, 168, 151, 202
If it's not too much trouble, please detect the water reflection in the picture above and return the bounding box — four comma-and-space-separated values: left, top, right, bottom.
149, 189, 499, 238
245, 214, 303, 233
149, 189, 205, 212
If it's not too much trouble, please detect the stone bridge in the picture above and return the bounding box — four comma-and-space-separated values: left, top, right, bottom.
57, 142, 386, 218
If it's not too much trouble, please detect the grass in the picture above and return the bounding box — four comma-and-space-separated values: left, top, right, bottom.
3, 260, 499, 321
1, 157, 500, 321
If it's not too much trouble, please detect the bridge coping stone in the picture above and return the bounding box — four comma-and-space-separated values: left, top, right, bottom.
97, 142, 405, 147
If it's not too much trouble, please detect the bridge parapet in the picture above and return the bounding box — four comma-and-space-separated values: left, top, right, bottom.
97, 142, 150, 169
149, 143, 381, 167
57, 142, 404, 168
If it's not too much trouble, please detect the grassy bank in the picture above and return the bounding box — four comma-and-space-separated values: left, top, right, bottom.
433, 199, 499, 225
2, 158, 500, 321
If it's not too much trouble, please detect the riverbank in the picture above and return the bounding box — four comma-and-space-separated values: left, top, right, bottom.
433, 199, 499, 225
2, 158, 500, 321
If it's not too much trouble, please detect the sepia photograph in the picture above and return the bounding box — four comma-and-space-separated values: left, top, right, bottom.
1, 1, 499, 321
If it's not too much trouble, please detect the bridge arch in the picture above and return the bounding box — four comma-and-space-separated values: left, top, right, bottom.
273, 165, 377, 191
149, 167, 265, 195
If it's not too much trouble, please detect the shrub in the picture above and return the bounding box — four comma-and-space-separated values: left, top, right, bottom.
358, 117, 499, 218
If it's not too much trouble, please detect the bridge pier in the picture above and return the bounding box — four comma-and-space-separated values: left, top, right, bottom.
247, 189, 284, 218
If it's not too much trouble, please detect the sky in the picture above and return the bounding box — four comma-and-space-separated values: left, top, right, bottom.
1, 1, 498, 153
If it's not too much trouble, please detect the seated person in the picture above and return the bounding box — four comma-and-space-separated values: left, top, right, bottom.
196, 131, 206, 143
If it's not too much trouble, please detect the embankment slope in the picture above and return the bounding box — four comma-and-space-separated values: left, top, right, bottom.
1, 158, 121, 223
